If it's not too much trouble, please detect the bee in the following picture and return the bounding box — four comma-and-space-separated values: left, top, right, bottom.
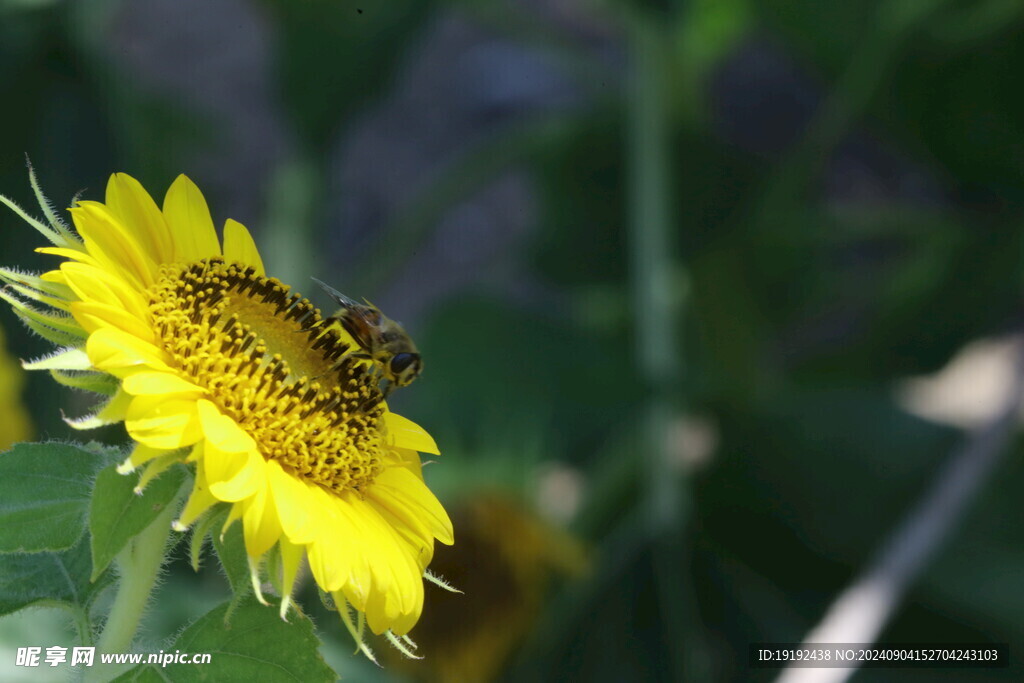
312, 278, 423, 395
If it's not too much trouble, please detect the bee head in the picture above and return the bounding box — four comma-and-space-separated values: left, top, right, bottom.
389, 352, 422, 386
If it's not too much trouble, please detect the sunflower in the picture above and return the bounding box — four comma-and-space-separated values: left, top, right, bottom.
0, 169, 453, 657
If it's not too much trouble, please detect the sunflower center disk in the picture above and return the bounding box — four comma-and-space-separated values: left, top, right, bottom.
148, 258, 385, 492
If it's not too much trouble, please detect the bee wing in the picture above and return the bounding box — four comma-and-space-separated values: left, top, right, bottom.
311, 277, 361, 310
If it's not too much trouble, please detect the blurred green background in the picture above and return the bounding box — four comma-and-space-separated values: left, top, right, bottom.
1, 0, 1024, 681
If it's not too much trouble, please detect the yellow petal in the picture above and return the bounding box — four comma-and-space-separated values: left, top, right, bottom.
207, 447, 265, 502
267, 461, 317, 544
384, 447, 424, 479
222, 219, 265, 276
70, 301, 156, 343
241, 486, 282, 557
37, 247, 103, 267
69, 202, 158, 288
125, 394, 202, 449
40, 270, 66, 285
278, 537, 305, 620
105, 173, 174, 264
353, 501, 423, 635
366, 496, 434, 570
306, 487, 360, 594
194, 400, 264, 501
196, 399, 256, 452
122, 371, 205, 397
201, 441, 246, 486
86, 328, 171, 376
162, 175, 221, 262
368, 467, 453, 545
60, 261, 150, 320
119, 443, 167, 472
222, 501, 244, 537
175, 452, 219, 530
344, 496, 407, 599
383, 413, 440, 455
386, 604, 423, 638
369, 555, 424, 636
344, 497, 432, 630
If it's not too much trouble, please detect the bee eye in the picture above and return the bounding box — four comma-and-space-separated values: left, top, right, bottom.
390, 353, 418, 374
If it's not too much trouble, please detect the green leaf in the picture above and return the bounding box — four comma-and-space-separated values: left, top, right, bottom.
90, 464, 187, 580
113, 596, 336, 682
0, 442, 97, 552
0, 534, 112, 617
212, 512, 251, 600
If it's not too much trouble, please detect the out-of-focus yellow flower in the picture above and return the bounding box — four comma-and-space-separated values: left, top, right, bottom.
0, 171, 452, 659
388, 494, 587, 682
0, 323, 32, 449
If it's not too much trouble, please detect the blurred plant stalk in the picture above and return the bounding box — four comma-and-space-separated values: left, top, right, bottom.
626, 12, 706, 681
262, 158, 319, 289
627, 16, 682, 529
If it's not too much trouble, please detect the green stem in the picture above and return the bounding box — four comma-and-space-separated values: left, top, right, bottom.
627, 15, 708, 682
72, 605, 93, 649
86, 485, 185, 680
262, 156, 319, 289
626, 15, 681, 537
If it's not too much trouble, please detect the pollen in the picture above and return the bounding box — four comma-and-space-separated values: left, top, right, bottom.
148, 258, 385, 492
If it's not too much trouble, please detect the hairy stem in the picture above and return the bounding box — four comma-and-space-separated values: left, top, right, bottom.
85, 484, 185, 681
